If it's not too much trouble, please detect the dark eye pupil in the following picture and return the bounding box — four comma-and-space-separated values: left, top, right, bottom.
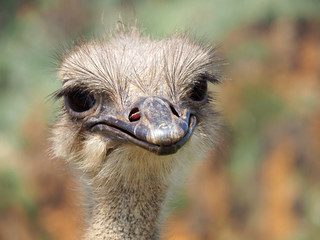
65, 90, 95, 113
190, 80, 207, 101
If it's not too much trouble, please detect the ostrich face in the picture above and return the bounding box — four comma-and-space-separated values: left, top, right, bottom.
52, 29, 220, 175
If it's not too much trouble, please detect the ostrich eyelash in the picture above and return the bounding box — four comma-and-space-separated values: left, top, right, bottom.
198, 72, 220, 84
53, 86, 91, 99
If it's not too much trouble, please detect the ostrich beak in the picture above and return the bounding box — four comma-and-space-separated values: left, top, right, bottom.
85, 97, 197, 155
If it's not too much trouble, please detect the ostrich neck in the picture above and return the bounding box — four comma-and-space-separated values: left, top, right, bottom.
83, 158, 171, 240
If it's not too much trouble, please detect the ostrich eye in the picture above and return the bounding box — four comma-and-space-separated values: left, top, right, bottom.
64, 89, 96, 113
189, 80, 208, 102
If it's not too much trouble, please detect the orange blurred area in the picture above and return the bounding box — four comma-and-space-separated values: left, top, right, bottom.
1, 1, 320, 240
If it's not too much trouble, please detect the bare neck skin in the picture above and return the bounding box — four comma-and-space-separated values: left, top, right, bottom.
82, 151, 175, 240
84, 181, 167, 240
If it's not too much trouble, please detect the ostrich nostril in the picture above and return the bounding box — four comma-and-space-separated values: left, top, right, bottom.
129, 107, 140, 122
170, 105, 180, 118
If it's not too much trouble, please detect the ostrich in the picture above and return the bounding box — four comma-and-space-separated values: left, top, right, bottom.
51, 25, 221, 240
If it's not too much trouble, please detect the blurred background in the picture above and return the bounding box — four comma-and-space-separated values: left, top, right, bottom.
0, 0, 320, 239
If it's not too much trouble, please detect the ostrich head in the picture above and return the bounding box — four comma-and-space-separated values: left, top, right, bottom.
51, 26, 221, 239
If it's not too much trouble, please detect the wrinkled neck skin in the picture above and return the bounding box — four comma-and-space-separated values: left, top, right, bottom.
84, 179, 168, 240
81, 146, 179, 240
